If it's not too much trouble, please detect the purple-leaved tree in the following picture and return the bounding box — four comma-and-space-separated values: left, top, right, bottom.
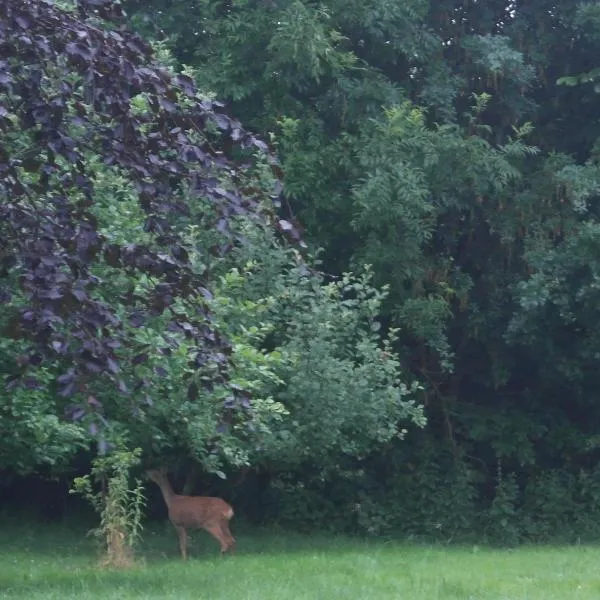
0, 0, 298, 434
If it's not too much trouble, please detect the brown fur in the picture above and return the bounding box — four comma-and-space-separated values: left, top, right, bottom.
146, 468, 235, 559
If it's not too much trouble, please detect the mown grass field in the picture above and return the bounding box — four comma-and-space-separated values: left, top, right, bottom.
1, 516, 600, 599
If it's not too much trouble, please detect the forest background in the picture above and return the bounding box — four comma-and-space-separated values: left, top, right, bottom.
3, 0, 600, 548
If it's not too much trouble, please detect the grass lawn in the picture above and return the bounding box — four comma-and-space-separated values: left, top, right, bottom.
1, 517, 600, 599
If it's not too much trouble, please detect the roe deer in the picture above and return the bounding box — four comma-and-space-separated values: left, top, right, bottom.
146, 468, 235, 559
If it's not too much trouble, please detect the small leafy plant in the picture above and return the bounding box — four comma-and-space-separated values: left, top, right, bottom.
71, 448, 145, 568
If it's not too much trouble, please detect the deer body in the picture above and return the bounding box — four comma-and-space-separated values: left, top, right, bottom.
146, 469, 235, 559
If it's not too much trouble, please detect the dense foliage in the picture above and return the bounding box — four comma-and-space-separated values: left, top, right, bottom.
6, 0, 600, 546
115, 0, 600, 543
0, 0, 283, 451
0, 0, 424, 548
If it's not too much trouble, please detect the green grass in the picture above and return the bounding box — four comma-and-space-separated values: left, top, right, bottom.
1, 517, 600, 599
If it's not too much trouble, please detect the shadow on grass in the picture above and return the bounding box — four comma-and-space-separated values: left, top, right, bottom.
6, 516, 600, 600
1, 519, 373, 600
0, 514, 393, 564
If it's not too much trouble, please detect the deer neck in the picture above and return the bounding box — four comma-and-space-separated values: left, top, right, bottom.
155, 477, 176, 507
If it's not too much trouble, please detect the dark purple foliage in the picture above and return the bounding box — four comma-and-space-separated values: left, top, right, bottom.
0, 0, 295, 422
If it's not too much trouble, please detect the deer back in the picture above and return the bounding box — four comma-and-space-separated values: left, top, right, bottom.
168, 495, 233, 528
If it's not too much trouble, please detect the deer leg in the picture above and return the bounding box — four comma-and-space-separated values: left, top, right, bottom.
219, 520, 236, 553
174, 525, 188, 560
204, 522, 229, 554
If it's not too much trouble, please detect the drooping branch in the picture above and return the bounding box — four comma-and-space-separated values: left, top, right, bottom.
0, 0, 297, 419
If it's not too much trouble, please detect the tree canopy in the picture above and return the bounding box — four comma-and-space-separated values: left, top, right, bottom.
4, 0, 600, 545
120, 0, 600, 542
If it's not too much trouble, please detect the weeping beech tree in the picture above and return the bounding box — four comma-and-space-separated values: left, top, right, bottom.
0, 0, 298, 430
